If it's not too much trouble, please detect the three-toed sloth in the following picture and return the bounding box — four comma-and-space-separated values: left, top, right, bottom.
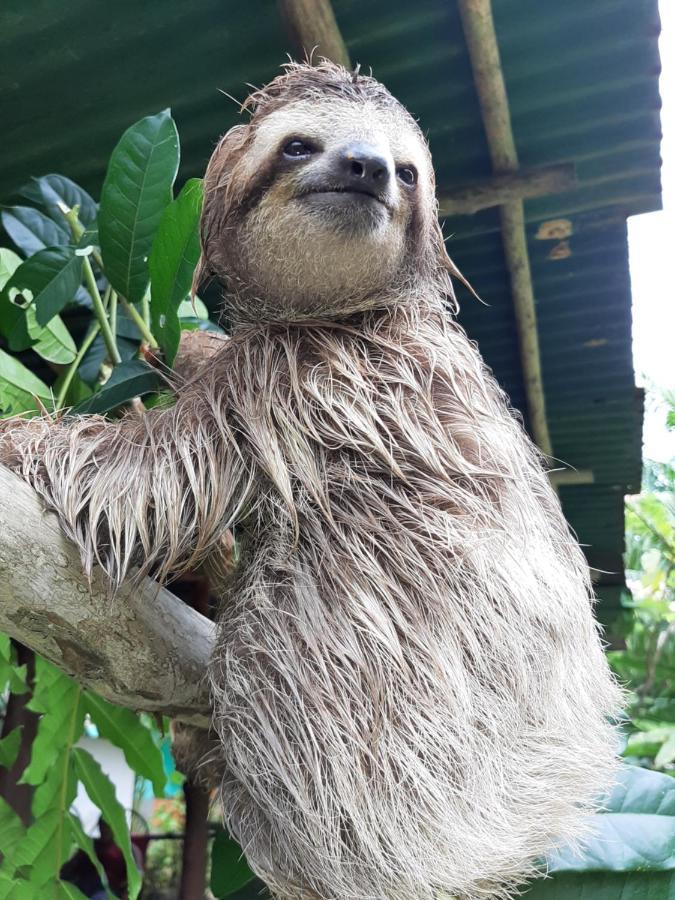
1, 62, 621, 899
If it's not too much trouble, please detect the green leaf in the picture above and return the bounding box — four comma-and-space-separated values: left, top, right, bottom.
178, 295, 209, 320
638, 699, 675, 725
604, 764, 675, 815
0, 728, 22, 769
71, 748, 141, 900
522, 871, 675, 898
19, 174, 98, 229
0, 797, 26, 859
7, 664, 28, 695
1, 206, 70, 257
99, 110, 179, 304
0, 634, 11, 662
67, 811, 111, 898
222, 879, 270, 900
0, 249, 22, 291
55, 882, 90, 900
4, 810, 70, 886
548, 765, 675, 873
85, 693, 167, 796
0, 272, 32, 353
26, 306, 76, 365
22, 664, 84, 787
78, 334, 138, 385
149, 178, 203, 364
52, 371, 92, 408
0, 349, 51, 414
31, 749, 78, 818
624, 728, 675, 764
0, 873, 24, 900
0, 635, 27, 696
1, 247, 84, 331
210, 828, 255, 898
0, 880, 36, 900
74, 359, 164, 414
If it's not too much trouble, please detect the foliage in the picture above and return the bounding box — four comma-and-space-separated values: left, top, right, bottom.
0, 110, 229, 899
142, 799, 185, 898
210, 828, 255, 898
609, 393, 675, 774
525, 391, 675, 898
0, 656, 159, 898
0, 110, 673, 898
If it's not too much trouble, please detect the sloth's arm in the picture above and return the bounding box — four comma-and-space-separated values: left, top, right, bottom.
0, 375, 249, 590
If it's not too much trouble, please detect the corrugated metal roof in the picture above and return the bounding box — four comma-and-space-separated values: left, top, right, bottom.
0, 0, 663, 625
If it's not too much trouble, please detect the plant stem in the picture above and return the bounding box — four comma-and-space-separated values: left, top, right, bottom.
120, 296, 159, 348
109, 289, 118, 340
59, 202, 84, 242
55, 322, 101, 410
58, 202, 105, 267
58, 199, 159, 352
141, 288, 151, 329
82, 255, 121, 365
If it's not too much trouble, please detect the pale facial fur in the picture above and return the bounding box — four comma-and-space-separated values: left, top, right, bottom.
198, 83, 446, 322
241, 101, 423, 316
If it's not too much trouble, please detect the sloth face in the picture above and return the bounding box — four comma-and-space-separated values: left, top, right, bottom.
200, 87, 441, 321
248, 98, 429, 236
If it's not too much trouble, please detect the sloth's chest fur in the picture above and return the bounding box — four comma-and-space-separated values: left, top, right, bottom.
211, 310, 621, 900
217, 308, 577, 662
224, 309, 505, 538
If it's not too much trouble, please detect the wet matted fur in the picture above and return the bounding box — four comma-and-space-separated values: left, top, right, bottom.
0, 62, 622, 899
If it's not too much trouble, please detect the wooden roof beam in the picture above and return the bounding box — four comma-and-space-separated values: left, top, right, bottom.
439, 163, 576, 216
278, 0, 351, 68
458, 0, 553, 457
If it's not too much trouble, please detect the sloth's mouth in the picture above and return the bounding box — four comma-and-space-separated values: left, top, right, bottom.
300, 186, 388, 208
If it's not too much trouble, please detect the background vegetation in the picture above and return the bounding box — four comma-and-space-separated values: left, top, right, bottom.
0, 111, 672, 898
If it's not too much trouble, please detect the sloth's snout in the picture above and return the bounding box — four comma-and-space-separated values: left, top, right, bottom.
336, 142, 392, 191
297, 141, 395, 222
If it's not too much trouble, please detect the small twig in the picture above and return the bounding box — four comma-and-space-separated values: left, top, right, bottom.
82, 255, 121, 365
120, 296, 159, 349
57, 200, 159, 354
55, 323, 101, 410
109, 290, 118, 340
59, 203, 84, 243
57, 201, 120, 366
141, 287, 151, 330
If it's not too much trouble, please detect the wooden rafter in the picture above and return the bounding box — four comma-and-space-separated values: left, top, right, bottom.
439, 163, 576, 216
457, 0, 553, 457
278, 0, 351, 67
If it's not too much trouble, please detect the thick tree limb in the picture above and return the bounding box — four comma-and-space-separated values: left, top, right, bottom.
0, 466, 214, 726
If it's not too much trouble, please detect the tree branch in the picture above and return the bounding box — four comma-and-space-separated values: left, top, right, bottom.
0, 466, 214, 726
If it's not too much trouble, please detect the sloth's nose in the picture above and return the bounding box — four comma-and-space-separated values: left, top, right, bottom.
338, 143, 391, 189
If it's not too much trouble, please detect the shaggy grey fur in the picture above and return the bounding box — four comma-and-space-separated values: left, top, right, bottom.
0, 62, 622, 899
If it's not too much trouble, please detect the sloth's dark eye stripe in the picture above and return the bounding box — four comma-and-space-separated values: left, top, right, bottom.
282, 138, 318, 159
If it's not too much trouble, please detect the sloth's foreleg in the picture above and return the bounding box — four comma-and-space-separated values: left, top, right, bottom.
0, 382, 249, 590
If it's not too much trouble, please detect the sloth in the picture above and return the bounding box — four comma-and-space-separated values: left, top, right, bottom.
0, 62, 622, 899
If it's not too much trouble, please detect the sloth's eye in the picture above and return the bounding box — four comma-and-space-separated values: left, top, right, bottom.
396, 166, 417, 187
283, 139, 316, 159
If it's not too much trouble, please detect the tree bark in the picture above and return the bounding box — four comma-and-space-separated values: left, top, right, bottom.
0, 466, 214, 726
